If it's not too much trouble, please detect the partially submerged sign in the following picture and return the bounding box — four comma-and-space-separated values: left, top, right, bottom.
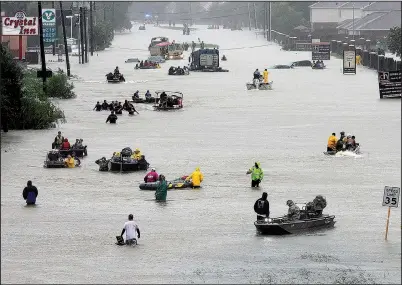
378, 71, 401, 99
343, 50, 356, 74
1, 11, 38, 36
382, 186, 400, 208
312, 42, 330, 60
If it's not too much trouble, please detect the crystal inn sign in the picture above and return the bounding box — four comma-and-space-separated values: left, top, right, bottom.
1, 11, 38, 36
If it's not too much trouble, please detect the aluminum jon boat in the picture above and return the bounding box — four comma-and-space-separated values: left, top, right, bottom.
254, 214, 336, 235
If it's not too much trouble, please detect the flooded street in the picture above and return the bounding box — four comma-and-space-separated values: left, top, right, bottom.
1, 25, 401, 284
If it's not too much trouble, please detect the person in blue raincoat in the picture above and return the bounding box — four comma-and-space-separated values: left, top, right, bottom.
23, 180, 38, 205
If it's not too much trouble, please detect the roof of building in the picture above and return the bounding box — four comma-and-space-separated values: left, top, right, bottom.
341, 12, 387, 30
337, 19, 354, 29
363, 2, 401, 11
309, 2, 348, 9
357, 10, 401, 30
341, 2, 372, 9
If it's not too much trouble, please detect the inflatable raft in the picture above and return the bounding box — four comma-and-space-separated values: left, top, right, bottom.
139, 178, 193, 190
246, 81, 273, 90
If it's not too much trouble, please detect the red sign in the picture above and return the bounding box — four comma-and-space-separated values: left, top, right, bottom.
1, 11, 38, 36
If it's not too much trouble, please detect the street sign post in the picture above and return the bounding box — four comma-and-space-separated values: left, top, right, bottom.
382, 186, 400, 240
41, 9, 57, 44
343, 50, 356, 74
312, 42, 330, 61
378, 71, 402, 99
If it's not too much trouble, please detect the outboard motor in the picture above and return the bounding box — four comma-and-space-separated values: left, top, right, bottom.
121, 147, 133, 157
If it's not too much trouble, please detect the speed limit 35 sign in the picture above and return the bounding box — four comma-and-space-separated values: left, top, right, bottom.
382, 186, 400, 208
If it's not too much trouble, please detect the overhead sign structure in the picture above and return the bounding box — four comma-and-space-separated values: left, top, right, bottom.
378, 71, 402, 99
312, 42, 330, 60
382, 186, 400, 208
343, 50, 356, 74
1, 11, 38, 36
42, 9, 57, 44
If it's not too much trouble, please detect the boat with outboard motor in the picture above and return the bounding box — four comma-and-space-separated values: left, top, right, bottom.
324, 145, 361, 156
255, 214, 336, 235
44, 150, 81, 168
246, 79, 273, 90
312, 64, 326, 70
51, 139, 88, 158
139, 176, 193, 190
255, 201, 335, 235
153, 91, 183, 111
95, 148, 149, 172
168, 66, 190, 75
106, 72, 125, 83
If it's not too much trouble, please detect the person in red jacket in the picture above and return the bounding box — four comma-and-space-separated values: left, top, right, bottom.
144, 168, 159, 183
60, 138, 71, 150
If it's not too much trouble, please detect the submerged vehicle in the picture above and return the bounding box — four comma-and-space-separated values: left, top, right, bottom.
125, 58, 140, 63
189, 49, 228, 72
153, 91, 183, 111
135, 64, 160, 70
44, 150, 81, 168
271, 64, 294, 69
246, 80, 273, 90
148, 55, 166, 64
139, 177, 193, 190
167, 43, 184, 60
255, 201, 335, 235
149, 42, 170, 57
106, 72, 125, 83
292, 60, 312, 67
149, 37, 169, 49
139, 25, 145, 30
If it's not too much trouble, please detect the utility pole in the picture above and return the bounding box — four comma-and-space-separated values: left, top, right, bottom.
90, 1, 94, 56
103, 2, 106, 21
80, 6, 85, 64
59, 1, 71, 76
248, 3, 251, 31
352, 3, 355, 40
52, 1, 56, 55
253, 3, 257, 30
268, 2, 272, 41
93, 1, 96, 25
264, 2, 267, 38
112, 2, 115, 30
83, 7, 88, 63
38, 1, 48, 92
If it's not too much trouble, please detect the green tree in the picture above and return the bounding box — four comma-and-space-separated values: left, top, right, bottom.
1, 45, 66, 130
93, 20, 114, 51
387, 27, 401, 57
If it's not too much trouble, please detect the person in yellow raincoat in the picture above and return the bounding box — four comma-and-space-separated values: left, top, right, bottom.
131, 148, 142, 160
186, 167, 204, 188
247, 162, 263, 187
356, 54, 361, 65
327, 133, 337, 152
262, 69, 269, 84
65, 155, 75, 168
